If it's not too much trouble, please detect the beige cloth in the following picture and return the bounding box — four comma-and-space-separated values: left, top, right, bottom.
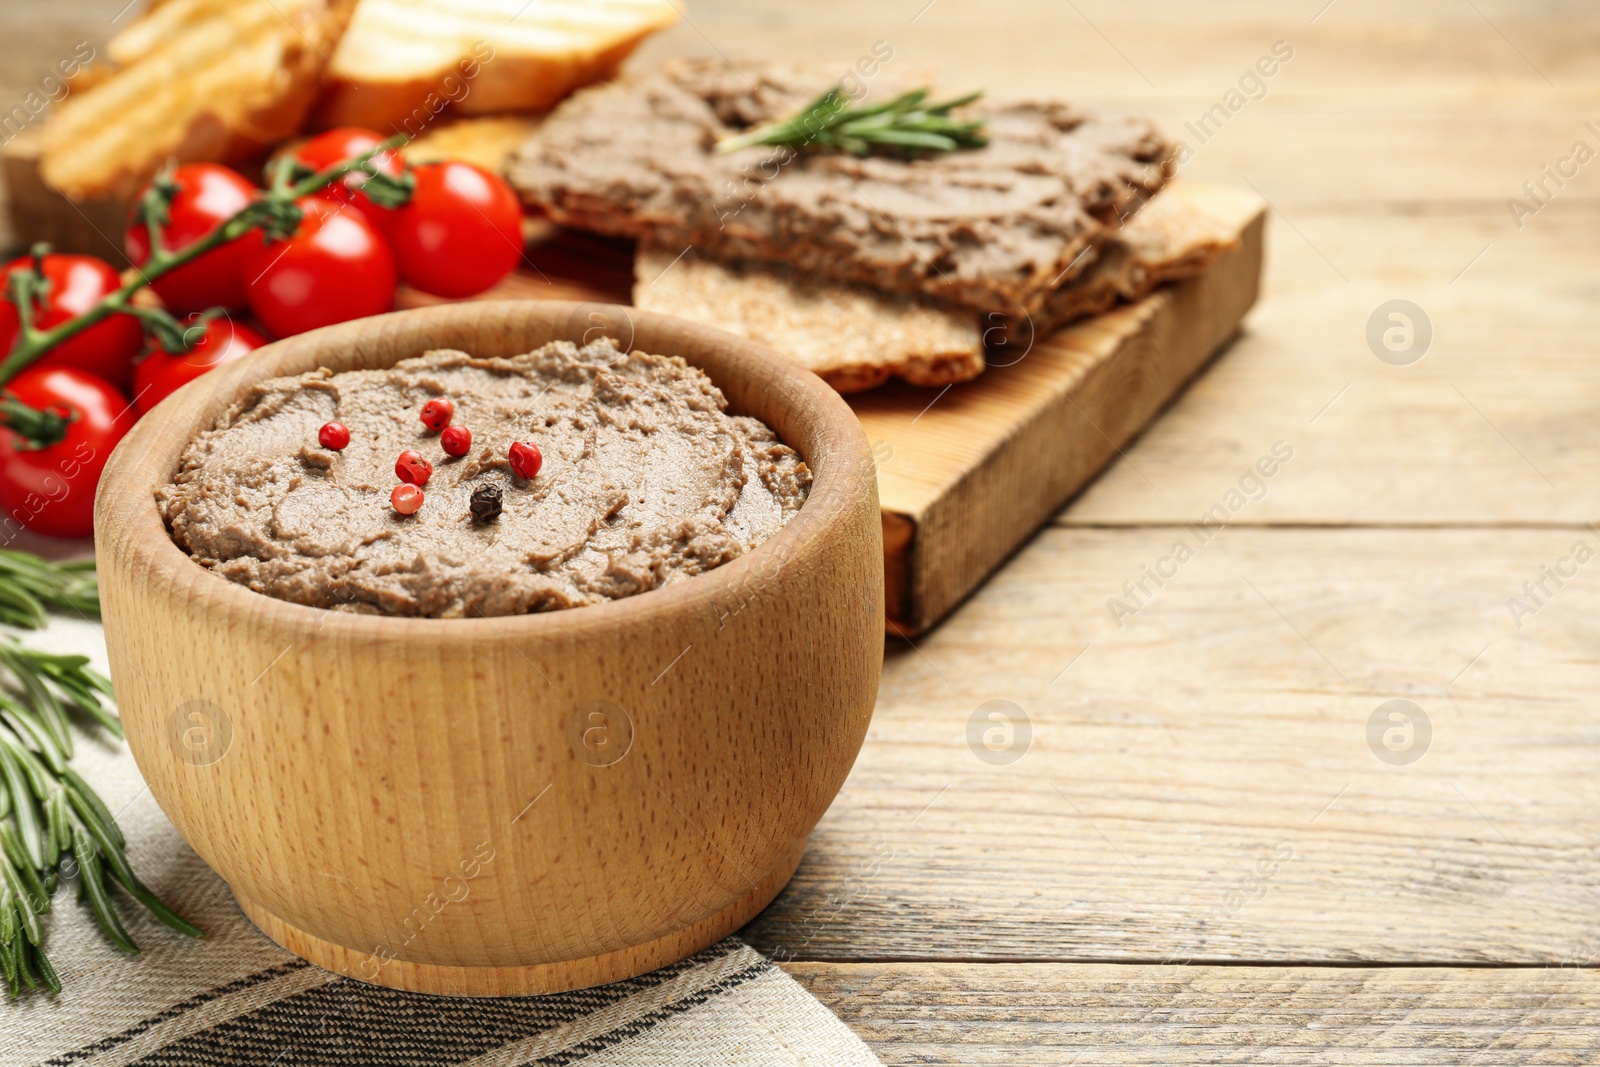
4, 616, 881, 1067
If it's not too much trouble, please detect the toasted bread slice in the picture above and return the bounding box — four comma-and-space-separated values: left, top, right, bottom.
314, 0, 681, 131
103, 0, 228, 65
634, 244, 984, 394
40, 0, 353, 201
634, 182, 1247, 394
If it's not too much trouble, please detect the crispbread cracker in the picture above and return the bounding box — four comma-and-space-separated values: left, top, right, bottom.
634, 246, 984, 394
1116, 179, 1245, 277
40, 0, 353, 201
634, 181, 1243, 394
1022, 179, 1245, 336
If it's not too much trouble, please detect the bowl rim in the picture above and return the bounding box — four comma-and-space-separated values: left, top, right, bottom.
94, 300, 874, 640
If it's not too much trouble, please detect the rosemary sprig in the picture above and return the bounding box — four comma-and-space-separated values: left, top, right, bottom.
0, 554, 199, 997
0, 552, 99, 631
716, 85, 987, 156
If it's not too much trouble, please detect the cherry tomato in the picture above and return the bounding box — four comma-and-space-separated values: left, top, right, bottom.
126, 163, 260, 313
244, 198, 397, 338
132, 314, 269, 414
0, 255, 144, 391
0, 366, 134, 539
290, 127, 405, 235
388, 162, 523, 298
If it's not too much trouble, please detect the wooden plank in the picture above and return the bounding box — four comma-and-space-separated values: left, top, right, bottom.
634, 0, 1600, 100
1060, 202, 1600, 526
854, 186, 1262, 632
330, 196, 1600, 612
632, 3, 1596, 210
779, 961, 1600, 1066
744, 526, 1600, 964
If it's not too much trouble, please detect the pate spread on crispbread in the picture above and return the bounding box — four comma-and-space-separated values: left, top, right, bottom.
511, 58, 1173, 319
634, 182, 1242, 392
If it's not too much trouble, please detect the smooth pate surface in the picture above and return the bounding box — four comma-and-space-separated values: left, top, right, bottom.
157, 339, 811, 618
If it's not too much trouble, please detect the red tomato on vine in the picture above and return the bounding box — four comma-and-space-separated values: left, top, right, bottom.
0, 255, 144, 391
244, 198, 397, 338
290, 127, 405, 235
0, 367, 134, 539
133, 315, 269, 414
388, 162, 524, 298
125, 163, 260, 313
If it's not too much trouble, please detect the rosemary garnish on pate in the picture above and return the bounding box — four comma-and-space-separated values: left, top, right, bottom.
716, 85, 987, 156
0, 553, 199, 997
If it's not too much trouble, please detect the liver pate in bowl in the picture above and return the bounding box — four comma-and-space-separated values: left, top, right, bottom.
93, 301, 883, 996
158, 338, 811, 617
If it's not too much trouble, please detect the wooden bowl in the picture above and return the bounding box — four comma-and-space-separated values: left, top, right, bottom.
94, 301, 883, 996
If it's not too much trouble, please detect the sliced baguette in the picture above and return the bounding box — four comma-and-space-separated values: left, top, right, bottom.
40, 0, 354, 201
314, 0, 681, 131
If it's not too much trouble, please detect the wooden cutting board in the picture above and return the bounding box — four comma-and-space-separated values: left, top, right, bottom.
400, 184, 1266, 635
861, 189, 1266, 633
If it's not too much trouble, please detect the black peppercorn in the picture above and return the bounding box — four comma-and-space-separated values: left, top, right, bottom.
469, 484, 503, 524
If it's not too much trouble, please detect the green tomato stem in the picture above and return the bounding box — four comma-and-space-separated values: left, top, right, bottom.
0, 396, 74, 450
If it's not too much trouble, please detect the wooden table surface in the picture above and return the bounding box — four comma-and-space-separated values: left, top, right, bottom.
7, 1, 1600, 1062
